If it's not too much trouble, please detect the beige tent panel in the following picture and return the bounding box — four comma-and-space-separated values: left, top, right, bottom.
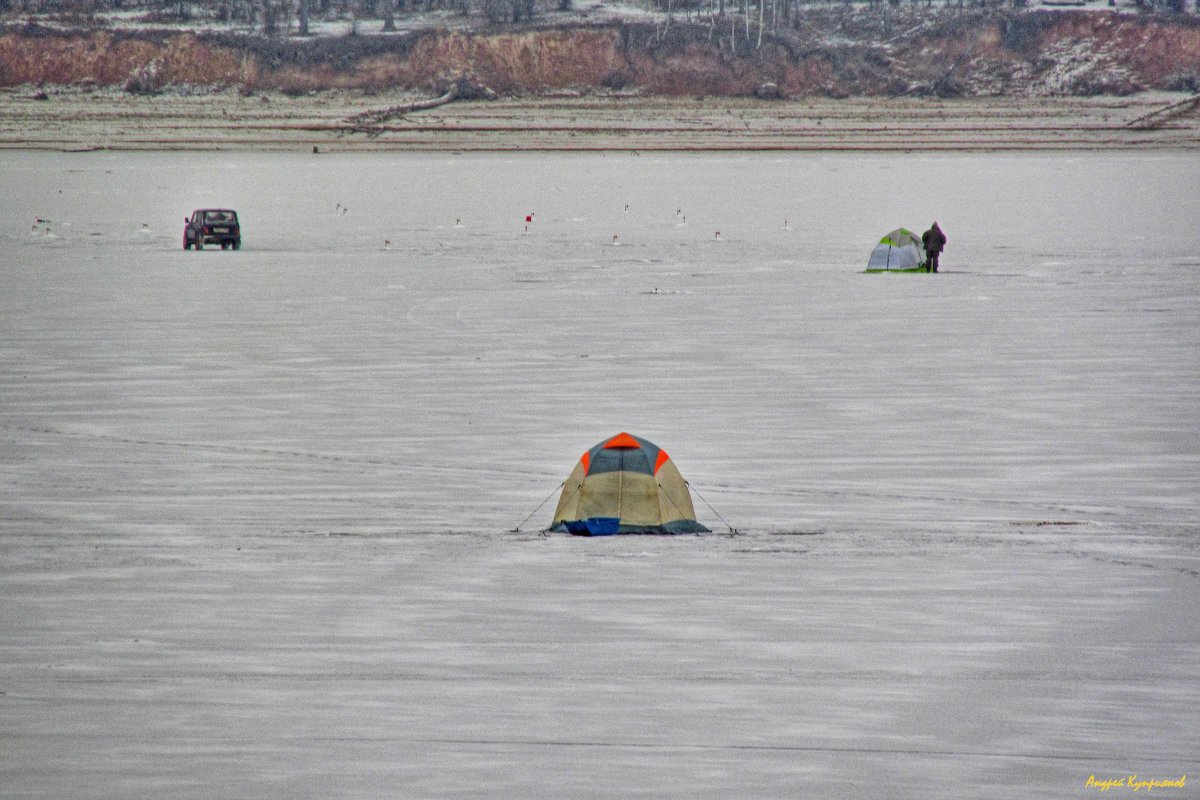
654, 459, 698, 524
551, 459, 586, 524
574, 471, 661, 527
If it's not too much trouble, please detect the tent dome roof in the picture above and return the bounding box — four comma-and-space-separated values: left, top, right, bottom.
550, 433, 708, 535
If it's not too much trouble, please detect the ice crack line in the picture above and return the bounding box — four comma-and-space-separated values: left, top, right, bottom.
306, 736, 1187, 764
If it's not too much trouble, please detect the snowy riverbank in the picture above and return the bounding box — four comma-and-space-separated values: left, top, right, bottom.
2, 89, 1199, 151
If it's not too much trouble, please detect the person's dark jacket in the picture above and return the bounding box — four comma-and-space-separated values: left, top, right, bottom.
922, 224, 946, 254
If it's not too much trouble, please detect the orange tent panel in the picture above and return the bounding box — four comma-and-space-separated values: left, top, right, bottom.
603, 432, 642, 450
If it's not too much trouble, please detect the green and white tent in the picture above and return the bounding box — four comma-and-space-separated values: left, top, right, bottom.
865, 228, 927, 272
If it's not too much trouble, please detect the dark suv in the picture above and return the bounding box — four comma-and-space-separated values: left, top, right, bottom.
184, 209, 241, 250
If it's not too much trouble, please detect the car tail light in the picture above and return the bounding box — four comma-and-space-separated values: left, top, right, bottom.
202, 226, 211, 234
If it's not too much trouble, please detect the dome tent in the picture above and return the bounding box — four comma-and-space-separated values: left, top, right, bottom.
550, 433, 710, 535
865, 228, 928, 273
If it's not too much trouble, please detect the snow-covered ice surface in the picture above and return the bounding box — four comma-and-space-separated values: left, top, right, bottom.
1, 151, 1197, 798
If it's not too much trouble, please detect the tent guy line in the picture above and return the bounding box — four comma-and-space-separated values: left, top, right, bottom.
685, 480, 737, 533
511, 481, 564, 533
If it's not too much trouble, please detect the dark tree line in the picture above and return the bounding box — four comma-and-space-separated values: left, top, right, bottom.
2, 0, 1195, 36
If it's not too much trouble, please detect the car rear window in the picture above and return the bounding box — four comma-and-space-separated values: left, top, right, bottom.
204, 211, 237, 223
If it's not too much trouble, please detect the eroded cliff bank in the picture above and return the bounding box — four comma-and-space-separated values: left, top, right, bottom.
2, 9, 1199, 98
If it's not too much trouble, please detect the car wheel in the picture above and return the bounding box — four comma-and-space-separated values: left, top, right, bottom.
232, 242, 240, 251
183, 238, 190, 250
195, 237, 203, 250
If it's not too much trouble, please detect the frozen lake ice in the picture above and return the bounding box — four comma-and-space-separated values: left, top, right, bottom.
1, 150, 1197, 798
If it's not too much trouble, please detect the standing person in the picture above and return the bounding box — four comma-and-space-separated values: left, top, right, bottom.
922, 222, 947, 273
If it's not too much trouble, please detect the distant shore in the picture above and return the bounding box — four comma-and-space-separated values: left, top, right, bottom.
2, 88, 1198, 152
